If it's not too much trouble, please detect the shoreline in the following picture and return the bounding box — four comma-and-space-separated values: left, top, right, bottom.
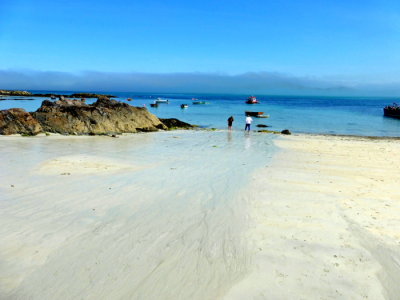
1, 127, 399, 139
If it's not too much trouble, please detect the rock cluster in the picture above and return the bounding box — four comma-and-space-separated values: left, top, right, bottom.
32, 98, 167, 134
0, 97, 191, 135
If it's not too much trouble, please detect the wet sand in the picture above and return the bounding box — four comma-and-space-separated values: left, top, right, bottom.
0, 132, 399, 299
0, 131, 271, 299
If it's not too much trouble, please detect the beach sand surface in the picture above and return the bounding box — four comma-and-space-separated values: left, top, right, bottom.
0, 131, 271, 300
0, 132, 399, 299
225, 134, 400, 300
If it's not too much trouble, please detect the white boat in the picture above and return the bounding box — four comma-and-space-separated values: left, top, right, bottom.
155, 97, 169, 103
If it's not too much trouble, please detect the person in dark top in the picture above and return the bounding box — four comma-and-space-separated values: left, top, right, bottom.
227, 116, 234, 130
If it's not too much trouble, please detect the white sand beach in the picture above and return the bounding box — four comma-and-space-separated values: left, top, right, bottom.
225, 134, 400, 299
0, 131, 399, 299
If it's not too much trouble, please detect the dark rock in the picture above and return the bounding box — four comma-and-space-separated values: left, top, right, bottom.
256, 124, 269, 128
258, 130, 279, 134
0, 108, 42, 135
159, 118, 194, 129
40, 100, 56, 107
281, 129, 291, 135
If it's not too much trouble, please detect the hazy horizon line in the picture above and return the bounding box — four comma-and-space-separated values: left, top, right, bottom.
1, 69, 399, 97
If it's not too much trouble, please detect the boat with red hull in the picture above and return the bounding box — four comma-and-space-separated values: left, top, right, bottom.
245, 96, 259, 104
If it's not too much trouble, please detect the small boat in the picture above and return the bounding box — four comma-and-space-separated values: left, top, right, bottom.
245, 111, 269, 118
150, 103, 158, 107
155, 97, 169, 103
245, 111, 264, 117
192, 101, 207, 105
384, 103, 400, 119
181, 104, 188, 109
246, 96, 259, 104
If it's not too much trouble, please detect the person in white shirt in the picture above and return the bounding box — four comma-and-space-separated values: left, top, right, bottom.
245, 115, 253, 131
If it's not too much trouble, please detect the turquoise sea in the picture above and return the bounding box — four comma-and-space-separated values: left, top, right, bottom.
1, 91, 399, 137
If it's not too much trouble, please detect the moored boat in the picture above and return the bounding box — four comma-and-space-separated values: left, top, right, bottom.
181, 104, 188, 109
246, 96, 259, 104
384, 103, 400, 119
245, 111, 269, 118
192, 101, 207, 104
245, 111, 264, 116
155, 98, 169, 103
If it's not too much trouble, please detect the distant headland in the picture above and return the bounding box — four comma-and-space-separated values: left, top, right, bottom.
0, 89, 115, 99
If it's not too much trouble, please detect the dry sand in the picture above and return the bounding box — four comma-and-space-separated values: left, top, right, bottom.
0, 132, 399, 299
225, 134, 400, 299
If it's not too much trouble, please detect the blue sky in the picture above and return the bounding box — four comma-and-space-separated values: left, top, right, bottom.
1, 0, 400, 94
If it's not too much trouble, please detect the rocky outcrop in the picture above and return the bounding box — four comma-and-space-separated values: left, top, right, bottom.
32, 98, 167, 135
160, 118, 194, 129
0, 96, 197, 135
281, 129, 291, 135
0, 108, 42, 135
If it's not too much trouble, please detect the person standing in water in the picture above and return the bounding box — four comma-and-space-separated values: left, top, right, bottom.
227, 116, 234, 130
245, 115, 253, 131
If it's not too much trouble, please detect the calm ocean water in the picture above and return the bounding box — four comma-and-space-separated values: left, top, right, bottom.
1, 91, 399, 137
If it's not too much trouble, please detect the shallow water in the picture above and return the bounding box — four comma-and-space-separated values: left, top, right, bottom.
1, 92, 399, 136
0, 131, 274, 299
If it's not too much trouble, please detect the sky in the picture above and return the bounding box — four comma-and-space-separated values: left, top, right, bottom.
1, 0, 400, 95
